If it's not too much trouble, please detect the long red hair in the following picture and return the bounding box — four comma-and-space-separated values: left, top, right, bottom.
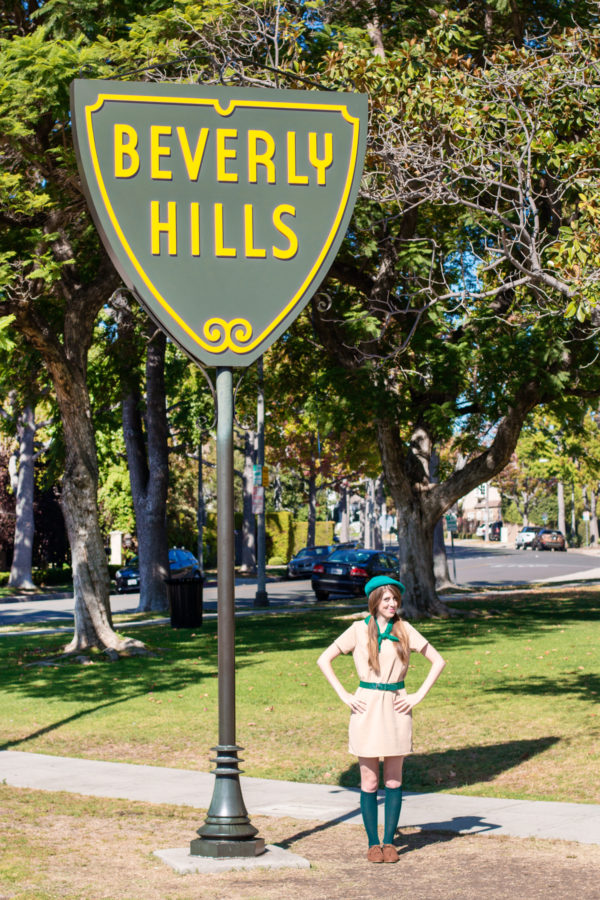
367, 585, 409, 675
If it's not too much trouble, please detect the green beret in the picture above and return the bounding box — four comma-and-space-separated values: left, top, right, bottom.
364, 575, 406, 597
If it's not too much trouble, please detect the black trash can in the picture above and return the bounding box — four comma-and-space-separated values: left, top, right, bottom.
165, 577, 203, 628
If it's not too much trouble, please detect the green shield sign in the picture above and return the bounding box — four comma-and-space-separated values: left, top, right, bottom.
71, 79, 367, 367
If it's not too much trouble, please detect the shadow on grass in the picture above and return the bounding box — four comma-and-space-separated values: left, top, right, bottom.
338, 736, 560, 793
0, 588, 598, 709
483, 671, 600, 704
0, 695, 146, 751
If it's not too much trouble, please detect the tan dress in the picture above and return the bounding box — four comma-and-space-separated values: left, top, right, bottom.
334, 618, 429, 758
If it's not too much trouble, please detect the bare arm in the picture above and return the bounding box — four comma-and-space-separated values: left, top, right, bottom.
317, 643, 367, 714
394, 642, 446, 714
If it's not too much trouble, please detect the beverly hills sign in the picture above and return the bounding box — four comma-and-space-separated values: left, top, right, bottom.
71, 80, 367, 366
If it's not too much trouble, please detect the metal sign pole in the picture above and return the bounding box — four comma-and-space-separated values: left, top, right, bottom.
451, 532, 457, 583
254, 357, 268, 607
191, 367, 264, 858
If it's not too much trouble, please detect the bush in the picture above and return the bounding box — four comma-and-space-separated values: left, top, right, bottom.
33, 564, 72, 586
268, 556, 286, 566
265, 511, 293, 561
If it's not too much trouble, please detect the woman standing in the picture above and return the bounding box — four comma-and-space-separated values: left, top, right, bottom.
317, 575, 445, 863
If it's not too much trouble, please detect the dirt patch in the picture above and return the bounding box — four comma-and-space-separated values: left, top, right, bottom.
1, 786, 600, 900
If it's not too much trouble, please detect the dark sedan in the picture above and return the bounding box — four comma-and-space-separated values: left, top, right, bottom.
115, 547, 200, 592
287, 545, 335, 578
531, 529, 567, 551
311, 548, 399, 601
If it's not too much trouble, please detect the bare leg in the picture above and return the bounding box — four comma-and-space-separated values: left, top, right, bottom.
383, 755, 404, 789
359, 756, 379, 792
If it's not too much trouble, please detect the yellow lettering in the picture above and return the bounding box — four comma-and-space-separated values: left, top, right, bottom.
214, 203, 236, 257
244, 204, 266, 258
190, 202, 200, 257
248, 130, 276, 184
216, 129, 238, 183
308, 132, 333, 185
150, 125, 173, 180
114, 124, 139, 178
272, 204, 298, 260
177, 127, 209, 181
150, 201, 177, 255
287, 132, 309, 185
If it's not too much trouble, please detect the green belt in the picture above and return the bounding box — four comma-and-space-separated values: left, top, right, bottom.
359, 680, 404, 691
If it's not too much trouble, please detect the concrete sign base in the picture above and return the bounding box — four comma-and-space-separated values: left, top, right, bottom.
154, 844, 310, 874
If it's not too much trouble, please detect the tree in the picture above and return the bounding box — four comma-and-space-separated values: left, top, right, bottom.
178, 0, 600, 613
301, 5, 600, 615
0, 318, 53, 588
0, 1, 192, 650
262, 313, 380, 546
108, 295, 171, 612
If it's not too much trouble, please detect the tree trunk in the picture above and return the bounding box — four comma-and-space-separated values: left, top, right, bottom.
395, 499, 446, 618
273, 465, 283, 511
121, 330, 170, 613
339, 482, 350, 542
433, 518, 454, 589
429, 450, 453, 589
307, 470, 317, 546
374, 474, 385, 550
197, 441, 205, 574
376, 381, 540, 617
59, 368, 140, 652
240, 429, 256, 572
11, 274, 143, 654
363, 478, 375, 548
557, 480, 566, 535
590, 486, 599, 545
8, 404, 37, 589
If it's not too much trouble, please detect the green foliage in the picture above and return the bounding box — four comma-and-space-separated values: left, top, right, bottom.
265, 511, 293, 561
264, 511, 335, 561
97, 460, 135, 534
267, 555, 285, 566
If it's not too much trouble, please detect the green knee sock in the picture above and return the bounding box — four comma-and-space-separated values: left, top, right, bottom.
383, 786, 403, 844
360, 790, 379, 846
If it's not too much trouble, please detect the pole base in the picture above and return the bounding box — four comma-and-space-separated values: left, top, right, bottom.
190, 837, 266, 858
192, 745, 264, 856
253, 590, 269, 608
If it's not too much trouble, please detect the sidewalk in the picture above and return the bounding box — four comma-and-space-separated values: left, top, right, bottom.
2, 750, 600, 845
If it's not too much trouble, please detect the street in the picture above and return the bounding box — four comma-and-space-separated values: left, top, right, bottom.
1, 542, 600, 630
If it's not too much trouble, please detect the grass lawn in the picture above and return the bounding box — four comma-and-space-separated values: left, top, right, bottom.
1, 586, 599, 803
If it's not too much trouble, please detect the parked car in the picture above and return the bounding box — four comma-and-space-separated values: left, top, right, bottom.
530, 529, 567, 552
476, 521, 503, 541
115, 547, 200, 592
311, 548, 399, 601
287, 541, 361, 578
287, 545, 335, 579
515, 525, 542, 550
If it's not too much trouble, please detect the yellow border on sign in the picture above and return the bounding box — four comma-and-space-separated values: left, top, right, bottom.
85, 93, 361, 356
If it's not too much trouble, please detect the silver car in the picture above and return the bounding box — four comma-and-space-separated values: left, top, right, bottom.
515, 526, 542, 550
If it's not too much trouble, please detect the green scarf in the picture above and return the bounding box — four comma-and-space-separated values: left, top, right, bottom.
365, 614, 399, 651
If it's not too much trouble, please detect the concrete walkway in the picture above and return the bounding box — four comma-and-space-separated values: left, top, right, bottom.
2, 750, 600, 846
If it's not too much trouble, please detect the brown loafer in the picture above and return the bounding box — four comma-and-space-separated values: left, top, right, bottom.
382, 843, 399, 863
367, 845, 384, 863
